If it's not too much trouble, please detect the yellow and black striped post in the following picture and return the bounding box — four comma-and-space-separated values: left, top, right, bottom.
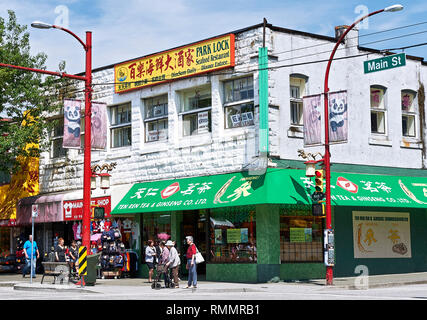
78, 246, 87, 287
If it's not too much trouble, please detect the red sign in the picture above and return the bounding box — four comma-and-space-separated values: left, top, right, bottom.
63, 196, 111, 221
161, 182, 180, 199
336, 177, 358, 193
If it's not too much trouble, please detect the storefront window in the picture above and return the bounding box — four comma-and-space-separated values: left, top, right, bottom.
142, 213, 171, 246
280, 205, 323, 262
209, 208, 256, 263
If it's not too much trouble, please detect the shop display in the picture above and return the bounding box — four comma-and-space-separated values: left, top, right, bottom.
209, 210, 256, 263
93, 218, 139, 279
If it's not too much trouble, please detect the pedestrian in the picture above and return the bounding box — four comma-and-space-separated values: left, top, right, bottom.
185, 235, 197, 289
165, 240, 180, 288
55, 237, 66, 262
22, 235, 40, 278
68, 240, 78, 273
159, 241, 170, 287
145, 240, 156, 283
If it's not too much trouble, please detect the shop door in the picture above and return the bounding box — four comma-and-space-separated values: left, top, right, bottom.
181, 210, 208, 276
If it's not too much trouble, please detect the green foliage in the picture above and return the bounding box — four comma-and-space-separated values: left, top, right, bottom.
0, 10, 73, 174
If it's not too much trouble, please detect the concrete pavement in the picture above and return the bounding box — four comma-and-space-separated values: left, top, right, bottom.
2, 271, 427, 295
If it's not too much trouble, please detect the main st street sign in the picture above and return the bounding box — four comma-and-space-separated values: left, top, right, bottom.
364, 53, 406, 74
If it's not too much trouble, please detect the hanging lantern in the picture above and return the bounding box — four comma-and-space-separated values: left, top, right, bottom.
304, 160, 317, 177
91, 174, 97, 190
99, 172, 111, 189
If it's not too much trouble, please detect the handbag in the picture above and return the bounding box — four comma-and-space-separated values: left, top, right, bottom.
195, 246, 204, 264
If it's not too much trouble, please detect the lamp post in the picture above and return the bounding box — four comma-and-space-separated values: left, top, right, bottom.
31, 22, 93, 253
322, 4, 403, 285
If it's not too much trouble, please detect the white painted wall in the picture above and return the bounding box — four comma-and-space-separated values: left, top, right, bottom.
38, 24, 427, 199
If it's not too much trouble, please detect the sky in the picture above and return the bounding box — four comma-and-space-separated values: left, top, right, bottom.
1, 0, 426, 74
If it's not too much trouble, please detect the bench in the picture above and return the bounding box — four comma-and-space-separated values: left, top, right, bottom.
41, 262, 71, 284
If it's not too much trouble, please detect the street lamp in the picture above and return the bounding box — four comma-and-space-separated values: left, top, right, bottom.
31, 21, 93, 254
322, 4, 403, 285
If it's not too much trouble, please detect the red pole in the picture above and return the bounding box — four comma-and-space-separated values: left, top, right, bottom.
82, 31, 92, 253
323, 9, 384, 286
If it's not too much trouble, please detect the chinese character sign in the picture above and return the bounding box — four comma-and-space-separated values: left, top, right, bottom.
63, 99, 81, 148
303, 94, 322, 146
328, 91, 348, 143
114, 34, 235, 93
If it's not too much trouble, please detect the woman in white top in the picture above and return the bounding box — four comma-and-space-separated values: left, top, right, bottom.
145, 240, 156, 283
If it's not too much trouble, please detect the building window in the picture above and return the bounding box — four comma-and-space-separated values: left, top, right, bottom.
289, 76, 307, 126
209, 208, 256, 263
401, 90, 417, 138
280, 207, 323, 263
51, 118, 67, 158
180, 87, 212, 136
370, 86, 387, 134
144, 95, 168, 142
110, 103, 131, 148
223, 76, 254, 128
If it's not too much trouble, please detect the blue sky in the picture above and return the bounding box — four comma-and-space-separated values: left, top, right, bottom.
1, 0, 426, 74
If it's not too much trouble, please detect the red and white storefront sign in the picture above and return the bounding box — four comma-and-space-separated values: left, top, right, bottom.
63, 196, 111, 221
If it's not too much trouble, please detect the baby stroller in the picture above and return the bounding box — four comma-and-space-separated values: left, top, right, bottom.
151, 264, 174, 289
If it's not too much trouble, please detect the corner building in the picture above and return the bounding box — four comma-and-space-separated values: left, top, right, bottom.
30, 22, 427, 282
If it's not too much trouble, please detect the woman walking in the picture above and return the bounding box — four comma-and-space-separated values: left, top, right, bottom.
145, 240, 156, 283
165, 240, 180, 288
185, 236, 197, 289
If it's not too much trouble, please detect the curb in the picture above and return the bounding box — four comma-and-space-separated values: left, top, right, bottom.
13, 283, 99, 294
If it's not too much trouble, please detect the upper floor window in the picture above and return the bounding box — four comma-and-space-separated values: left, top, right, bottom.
144, 95, 168, 142
110, 103, 131, 148
370, 86, 387, 135
51, 118, 67, 158
401, 90, 417, 138
180, 86, 211, 136
223, 76, 254, 128
290, 75, 307, 126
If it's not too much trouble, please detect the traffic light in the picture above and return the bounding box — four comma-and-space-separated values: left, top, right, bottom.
314, 169, 324, 193
312, 203, 325, 216
92, 206, 105, 219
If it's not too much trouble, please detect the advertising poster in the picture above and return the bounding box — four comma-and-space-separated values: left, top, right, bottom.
303, 94, 322, 146
227, 228, 241, 243
63, 99, 81, 148
352, 211, 411, 258
91, 102, 107, 150
328, 91, 348, 143
215, 229, 223, 244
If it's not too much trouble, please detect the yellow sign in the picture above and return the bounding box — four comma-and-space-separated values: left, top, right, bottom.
115, 34, 235, 93
78, 246, 87, 276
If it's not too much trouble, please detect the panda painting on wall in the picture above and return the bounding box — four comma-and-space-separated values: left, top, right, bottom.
63, 99, 82, 148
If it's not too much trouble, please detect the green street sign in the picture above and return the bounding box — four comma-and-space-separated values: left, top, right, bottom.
364, 53, 406, 74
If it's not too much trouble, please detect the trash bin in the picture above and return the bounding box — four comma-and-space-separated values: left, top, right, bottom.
85, 253, 101, 286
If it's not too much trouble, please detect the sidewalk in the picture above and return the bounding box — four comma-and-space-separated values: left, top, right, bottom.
2, 271, 427, 293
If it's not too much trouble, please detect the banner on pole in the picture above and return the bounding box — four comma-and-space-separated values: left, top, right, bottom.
303, 94, 322, 146
63, 99, 82, 149
328, 90, 348, 143
91, 102, 107, 150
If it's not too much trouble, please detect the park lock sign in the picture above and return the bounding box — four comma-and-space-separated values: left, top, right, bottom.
364, 53, 406, 74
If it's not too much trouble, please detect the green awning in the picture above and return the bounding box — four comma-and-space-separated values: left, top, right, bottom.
111, 168, 427, 215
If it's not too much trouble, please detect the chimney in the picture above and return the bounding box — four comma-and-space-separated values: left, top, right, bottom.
335, 25, 359, 48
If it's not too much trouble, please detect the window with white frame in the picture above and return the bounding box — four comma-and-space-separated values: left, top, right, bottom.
401, 90, 417, 138
110, 103, 132, 148
370, 86, 387, 135
180, 86, 212, 136
223, 76, 254, 128
144, 95, 168, 142
51, 118, 67, 158
289, 76, 307, 126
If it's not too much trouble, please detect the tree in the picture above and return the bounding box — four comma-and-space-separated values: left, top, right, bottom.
0, 10, 71, 174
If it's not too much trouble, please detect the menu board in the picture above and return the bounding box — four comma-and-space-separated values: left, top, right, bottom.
226, 228, 249, 243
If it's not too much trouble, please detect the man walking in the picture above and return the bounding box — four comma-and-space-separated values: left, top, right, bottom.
22, 235, 40, 278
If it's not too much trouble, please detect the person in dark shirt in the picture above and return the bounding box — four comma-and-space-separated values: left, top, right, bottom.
55, 237, 66, 262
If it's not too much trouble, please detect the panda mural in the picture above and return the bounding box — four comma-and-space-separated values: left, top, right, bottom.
63, 99, 82, 148
328, 91, 348, 143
